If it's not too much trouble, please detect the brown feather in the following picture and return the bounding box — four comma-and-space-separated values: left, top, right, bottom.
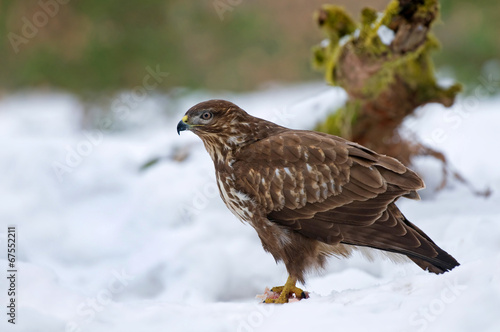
180, 99, 460, 283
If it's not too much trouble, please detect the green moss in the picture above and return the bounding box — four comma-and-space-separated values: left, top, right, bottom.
361, 7, 378, 26
316, 5, 357, 42
311, 40, 340, 85
324, 45, 344, 86
311, 45, 327, 70
312, 5, 358, 86
414, 0, 439, 22
359, 7, 377, 42
360, 0, 400, 56
315, 101, 360, 138
360, 63, 395, 98
312, 0, 461, 107
379, 0, 400, 26
360, 32, 443, 99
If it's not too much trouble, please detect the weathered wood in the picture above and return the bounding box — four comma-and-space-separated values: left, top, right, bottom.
312, 0, 461, 165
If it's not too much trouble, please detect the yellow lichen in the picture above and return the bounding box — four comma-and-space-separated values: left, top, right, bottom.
311, 0, 460, 137
315, 101, 360, 138
315, 5, 357, 43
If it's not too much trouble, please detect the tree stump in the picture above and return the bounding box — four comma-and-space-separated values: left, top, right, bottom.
312, 0, 461, 166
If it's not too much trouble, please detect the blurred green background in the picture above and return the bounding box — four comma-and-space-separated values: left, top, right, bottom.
1, 0, 499, 94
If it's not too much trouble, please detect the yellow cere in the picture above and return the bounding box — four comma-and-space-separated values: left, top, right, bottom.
182, 115, 188, 123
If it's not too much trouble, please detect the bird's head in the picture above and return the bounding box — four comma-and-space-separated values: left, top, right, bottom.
177, 99, 255, 161
176, 99, 246, 137
177, 99, 281, 162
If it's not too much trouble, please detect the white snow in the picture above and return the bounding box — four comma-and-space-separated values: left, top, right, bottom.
338, 35, 352, 47
377, 25, 395, 46
0, 83, 499, 332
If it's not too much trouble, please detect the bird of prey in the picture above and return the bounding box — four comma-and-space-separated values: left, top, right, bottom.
177, 99, 459, 303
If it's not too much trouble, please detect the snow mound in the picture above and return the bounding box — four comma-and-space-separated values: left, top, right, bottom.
0, 84, 499, 332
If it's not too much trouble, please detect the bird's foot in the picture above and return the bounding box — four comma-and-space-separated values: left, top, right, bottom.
260, 276, 309, 304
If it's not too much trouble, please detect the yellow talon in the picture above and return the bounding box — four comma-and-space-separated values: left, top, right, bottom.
264, 276, 309, 304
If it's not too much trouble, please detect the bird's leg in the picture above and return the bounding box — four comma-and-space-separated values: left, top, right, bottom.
264, 276, 308, 303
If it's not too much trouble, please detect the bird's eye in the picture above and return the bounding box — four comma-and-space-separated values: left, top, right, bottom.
201, 111, 213, 121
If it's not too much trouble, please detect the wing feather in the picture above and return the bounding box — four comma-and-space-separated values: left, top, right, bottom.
233, 129, 431, 253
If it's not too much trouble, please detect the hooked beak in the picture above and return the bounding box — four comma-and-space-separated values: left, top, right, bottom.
177, 115, 189, 135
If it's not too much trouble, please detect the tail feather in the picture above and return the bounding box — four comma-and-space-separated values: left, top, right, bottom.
402, 216, 460, 273
409, 256, 456, 274
340, 203, 460, 274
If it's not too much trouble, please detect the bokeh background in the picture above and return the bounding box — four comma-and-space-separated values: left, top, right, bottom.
1, 0, 499, 93
1, 1, 500, 332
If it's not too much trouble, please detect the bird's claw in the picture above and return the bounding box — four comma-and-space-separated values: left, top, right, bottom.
260, 277, 309, 303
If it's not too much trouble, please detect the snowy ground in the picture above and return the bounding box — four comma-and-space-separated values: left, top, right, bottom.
0, 82, 499, 332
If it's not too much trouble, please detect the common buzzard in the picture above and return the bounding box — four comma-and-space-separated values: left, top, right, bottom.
177, 100, 459, 303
